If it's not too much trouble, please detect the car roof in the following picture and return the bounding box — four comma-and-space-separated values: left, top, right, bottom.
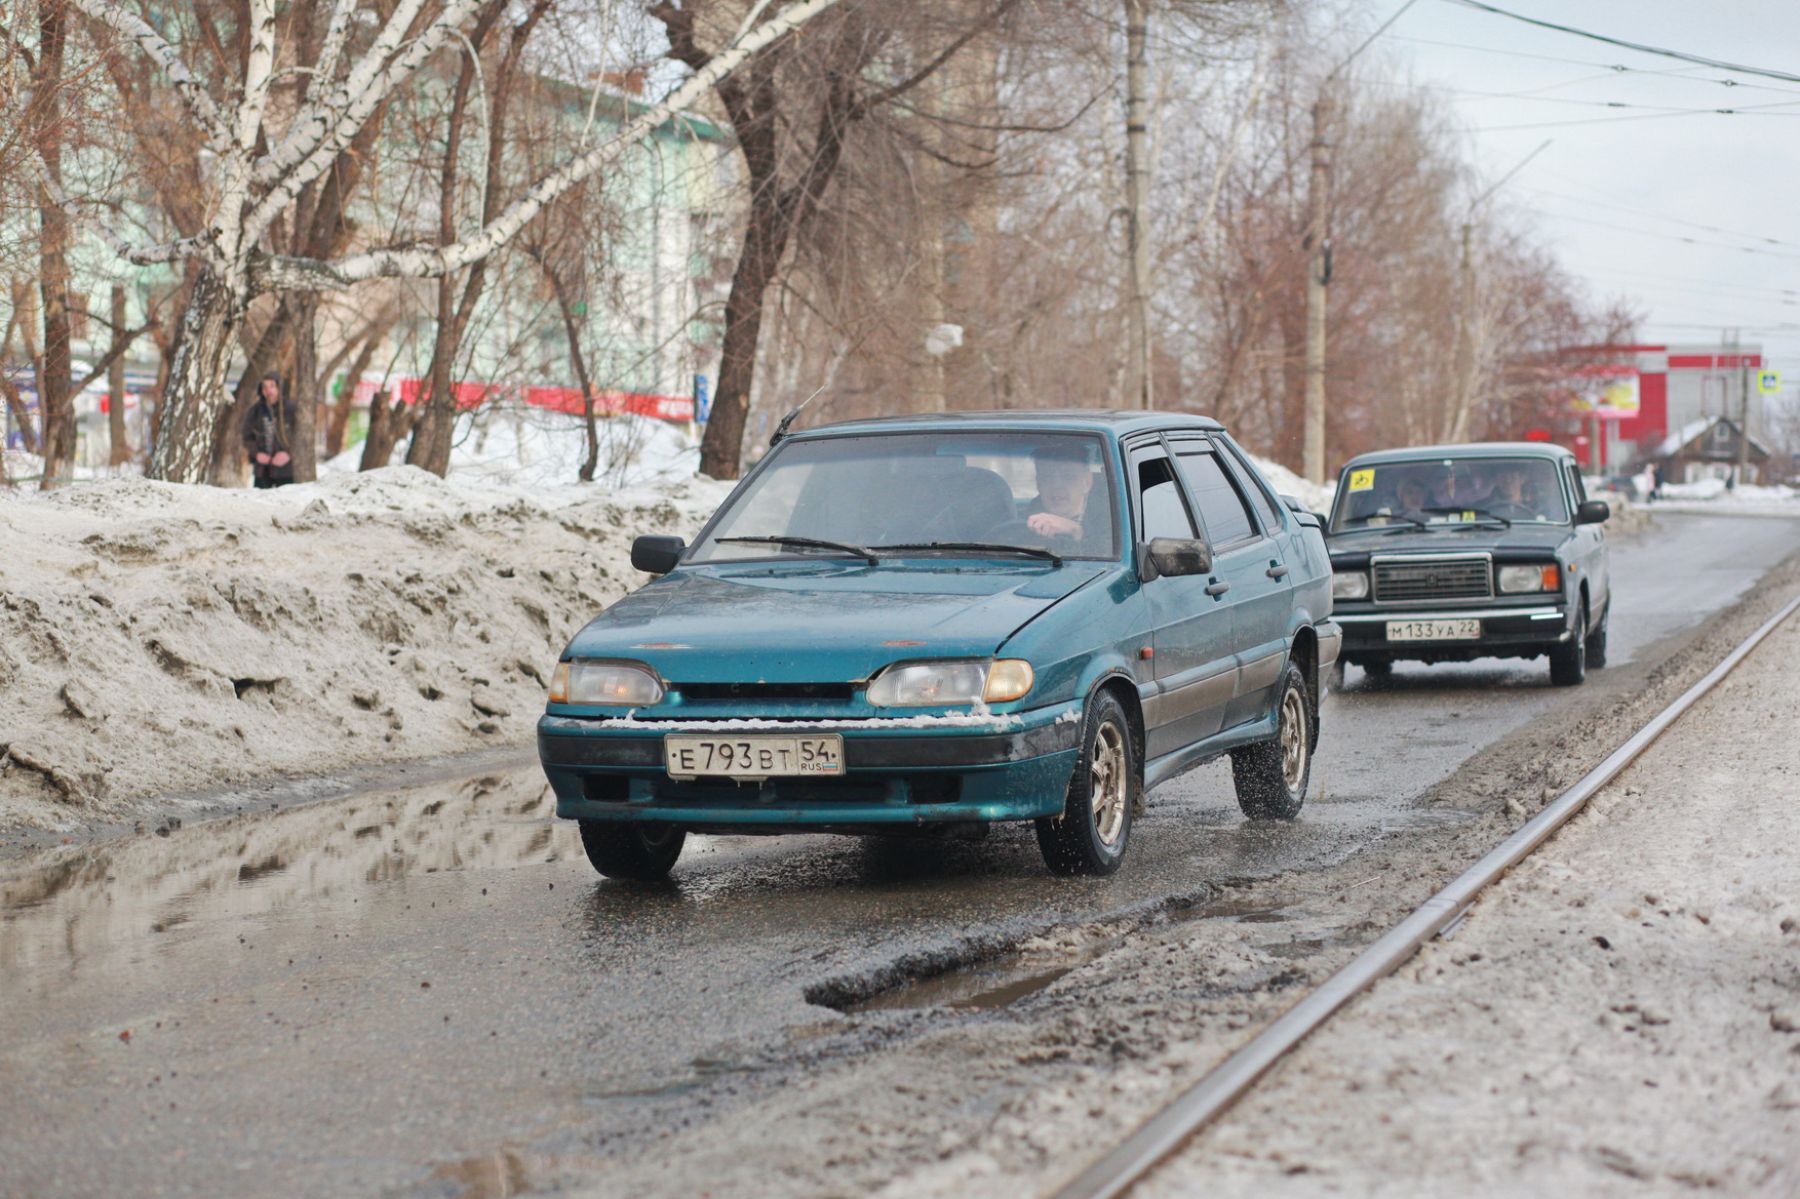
788, 409, 1224, 440
1339, 442, 1577, 470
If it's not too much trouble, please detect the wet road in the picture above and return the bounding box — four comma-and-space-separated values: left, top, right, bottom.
2, 512, 1794, 1198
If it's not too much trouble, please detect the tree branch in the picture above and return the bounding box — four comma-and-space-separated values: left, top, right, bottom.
256, 0, 845, 291
68, 0, 231, 152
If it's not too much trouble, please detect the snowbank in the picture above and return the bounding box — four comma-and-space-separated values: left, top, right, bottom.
1246, 453, 1335, 516
1652, 478, 1799, 518
0, 467, 730, 834
321, 407, 700, 490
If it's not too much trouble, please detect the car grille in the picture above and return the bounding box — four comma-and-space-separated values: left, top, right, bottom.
675, 682, 856, 702
1373, 555, 1492, 603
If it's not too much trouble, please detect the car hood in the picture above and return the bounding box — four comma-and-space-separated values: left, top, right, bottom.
566, 561, 1108, 683
1326, 522, 1571, 558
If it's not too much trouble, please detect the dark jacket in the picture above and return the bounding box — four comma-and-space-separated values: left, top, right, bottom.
244, 397, 297, 483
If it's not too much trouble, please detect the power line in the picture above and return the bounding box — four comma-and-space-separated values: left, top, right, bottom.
1518, 185, 1800, 251
1521, 206, 1800, 261
1442, 0, 1800, 86
1470, 106, 1800, 133
1381, 35, 1800, 97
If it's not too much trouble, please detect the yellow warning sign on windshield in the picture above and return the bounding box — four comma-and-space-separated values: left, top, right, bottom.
1348, 468, 1375, 492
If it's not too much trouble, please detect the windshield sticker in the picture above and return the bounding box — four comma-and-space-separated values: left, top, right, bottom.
1348, 468, 1375, 492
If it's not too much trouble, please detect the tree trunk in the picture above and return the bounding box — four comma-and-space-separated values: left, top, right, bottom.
291, 292, 319, 481
149, 265, 251, 484
701, 210, 787, 479
33, 0, 75, 490
106, 284, 131, 465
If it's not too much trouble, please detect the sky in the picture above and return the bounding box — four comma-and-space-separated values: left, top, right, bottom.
1351, 0, 1800, 410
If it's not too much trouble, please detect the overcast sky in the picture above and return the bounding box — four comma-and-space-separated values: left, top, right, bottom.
1351, 0, 1800, 405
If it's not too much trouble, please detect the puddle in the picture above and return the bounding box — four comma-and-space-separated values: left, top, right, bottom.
0, 766, 562, 977
428, 1148, 529, 1199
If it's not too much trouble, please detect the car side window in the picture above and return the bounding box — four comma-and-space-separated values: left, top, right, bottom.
1133, 450, 1197, 541
1175, 449, 1257, 546
1214, 438, 1284, 532
1566, 463, 1587, 506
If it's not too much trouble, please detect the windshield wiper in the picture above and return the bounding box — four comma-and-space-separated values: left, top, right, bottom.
1343, 513, 1427, 529
1421, 506, 1512, 528
872, 541, 1064, 566
716, 535, 879, 564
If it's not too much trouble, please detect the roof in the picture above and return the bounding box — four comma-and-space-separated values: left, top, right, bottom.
792, 410, 1225, 439
1656, 415, 1771, 459
1340, 442, 1576, 469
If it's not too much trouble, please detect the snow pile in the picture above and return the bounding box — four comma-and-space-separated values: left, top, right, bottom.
1653, 478, 1799, 517
1246, 452, 1334, 515
0, 467, 730, 834
321, 408, 700, 490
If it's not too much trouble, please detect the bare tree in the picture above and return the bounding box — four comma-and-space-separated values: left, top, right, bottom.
51, 0, 844, 483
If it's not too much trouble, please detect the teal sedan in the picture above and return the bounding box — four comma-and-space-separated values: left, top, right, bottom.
538, 412, 1340, 879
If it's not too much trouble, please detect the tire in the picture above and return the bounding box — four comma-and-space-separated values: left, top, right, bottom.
1036, 689, 1137, 876
1585, 603, 1609, 670
578, 820, 686, 880
1230, 662, 1312, 821
1549, 604, 1588, 687
1361, 658, 1392, 681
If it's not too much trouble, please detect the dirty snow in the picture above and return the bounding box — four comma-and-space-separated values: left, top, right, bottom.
1143, 606, 1800, 1196
0, 466, 730, 835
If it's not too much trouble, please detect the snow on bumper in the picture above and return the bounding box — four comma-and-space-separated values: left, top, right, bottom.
537, 703, 1083, 826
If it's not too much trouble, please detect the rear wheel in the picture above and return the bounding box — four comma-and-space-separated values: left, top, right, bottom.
1036, 690, 1137, 876
1361, 658, 1392, 682
1231, 662, 1312, 821
578, 820, 685, 880
1549, 604, 1588, 687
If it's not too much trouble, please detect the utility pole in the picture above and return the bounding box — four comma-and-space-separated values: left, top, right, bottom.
1451, 140, 1550, 445
1301, 0, 1420, 483
1122, 0, 1153, 410
1737, 333, 1752, 485
1302, 94, 1331, 483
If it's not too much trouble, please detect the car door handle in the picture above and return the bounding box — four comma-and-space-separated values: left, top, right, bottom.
1266, 564, 1289, 579
1205, 580, 1231, 596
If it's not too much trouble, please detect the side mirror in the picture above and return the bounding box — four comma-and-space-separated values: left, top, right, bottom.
1147, 536, 1212, 578
1576, 499, 1611, 525
631, 534, 686, 574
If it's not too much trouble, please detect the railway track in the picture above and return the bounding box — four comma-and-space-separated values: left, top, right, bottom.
1051, 589, 1800, 1199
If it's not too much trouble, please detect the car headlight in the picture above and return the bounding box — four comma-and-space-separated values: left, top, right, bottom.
1498, 564, 1560, 594
866, 659, 1034, 707
549, 659, 664, 705
1332, 570, 1369, 600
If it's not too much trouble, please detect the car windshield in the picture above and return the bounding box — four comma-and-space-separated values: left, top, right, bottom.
690, 431, 1119, 563
1330, 455, 1571, 533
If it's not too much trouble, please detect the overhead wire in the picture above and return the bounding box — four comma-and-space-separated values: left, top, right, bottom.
1441, 0, 1800, 86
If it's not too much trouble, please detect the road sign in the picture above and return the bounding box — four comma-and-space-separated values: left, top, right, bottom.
695, 374, 711, 423
1757, 369, 1780, 394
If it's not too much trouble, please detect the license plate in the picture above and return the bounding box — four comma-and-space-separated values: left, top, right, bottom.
663, 734, 845, 780
1386, 619, 1481, 642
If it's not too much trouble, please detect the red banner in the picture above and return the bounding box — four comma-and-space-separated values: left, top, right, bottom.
351, 378, 693, 422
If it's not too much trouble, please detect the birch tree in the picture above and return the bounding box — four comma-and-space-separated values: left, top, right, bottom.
53, 0, 843, 483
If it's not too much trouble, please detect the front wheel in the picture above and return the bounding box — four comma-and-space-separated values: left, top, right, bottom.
1036, 690, 1138, 876
578, 820, 686, 880
1230, 662, 1312, 820
1585, 604, 1609, 670
1549, 605, 1588, 687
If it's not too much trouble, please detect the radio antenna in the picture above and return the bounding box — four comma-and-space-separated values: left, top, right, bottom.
769, 383, 829, 446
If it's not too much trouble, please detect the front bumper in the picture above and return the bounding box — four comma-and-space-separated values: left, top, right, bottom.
537, 703, 1083, 828
1334, 604, 1570, 661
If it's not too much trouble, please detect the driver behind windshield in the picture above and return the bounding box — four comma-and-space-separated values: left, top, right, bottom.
1021, 444, 1100, 549
1484, 464, 1538, 519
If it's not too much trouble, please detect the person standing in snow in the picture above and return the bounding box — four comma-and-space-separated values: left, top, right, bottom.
244, 373, 297, 488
